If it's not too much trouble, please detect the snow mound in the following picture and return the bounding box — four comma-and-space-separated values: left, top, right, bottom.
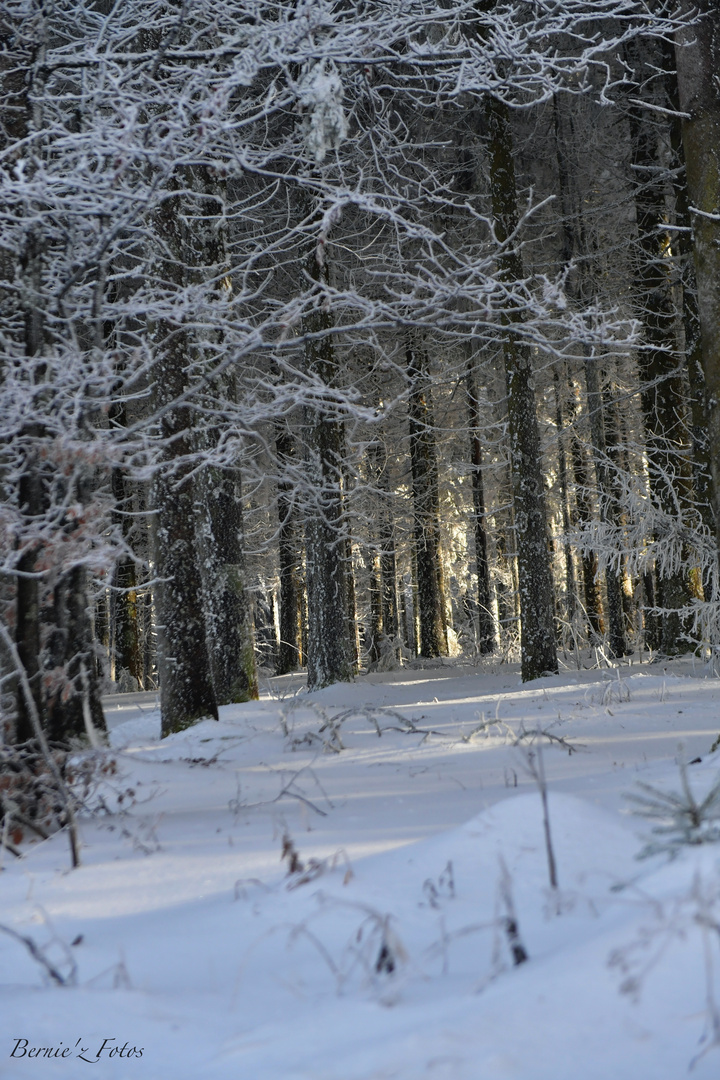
108, 711, 161, 748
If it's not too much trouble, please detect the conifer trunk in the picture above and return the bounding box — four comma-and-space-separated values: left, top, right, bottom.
584, 352, 628, 658
151, 190, 218, 735
7, 40, 105, 743
553, 368, 577, 625
368, 438, 401, 663
675, 6, 720, 560
302, 248, 353, 690
379, 483, 400, 653
629, 87, 693, 650
197, 459, 258, 704
485, 96, 557, 680
663, 46, 716, 561
109, 418, 143, 686
568, 425, 604, 639
276, 423, 302, 674
188, 168, 258, 705
466, 351, 496, 653
407, 340, 448, 658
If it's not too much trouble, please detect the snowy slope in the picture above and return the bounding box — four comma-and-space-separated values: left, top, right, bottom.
2, 659, 720, 1079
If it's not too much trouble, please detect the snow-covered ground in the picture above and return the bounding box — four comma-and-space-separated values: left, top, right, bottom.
3, 657, 720, 1079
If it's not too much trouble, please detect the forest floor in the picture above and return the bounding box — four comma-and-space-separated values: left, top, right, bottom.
3, 655, 720, 1079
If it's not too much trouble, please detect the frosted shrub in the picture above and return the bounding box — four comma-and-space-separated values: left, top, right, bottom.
626, 761, 720, 858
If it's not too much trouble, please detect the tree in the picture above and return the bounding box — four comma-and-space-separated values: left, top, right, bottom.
275, 420, 303, 675
407, 340, 449, 659
484, 97, 558, 679
675, 4, 720, 562
300, 235, 356, 689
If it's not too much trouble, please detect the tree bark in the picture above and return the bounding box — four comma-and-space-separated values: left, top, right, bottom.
675, 5, 720, 563
584, 352, 629, 658
302, 248, 353, 689
109, 419, 143, 686
569, 433, 605, 639
553, 367, 578, 626
628, 77, 694, 651
151, 190, 218, 735
367, 437, 401, 664
466, 351, 496, 653
197, 458, 258, 704
407, 340, 448, 658
276, 422, 302, 674
485, 96, 557, 680
186, 166, 258, 705
662, 44, 717, 565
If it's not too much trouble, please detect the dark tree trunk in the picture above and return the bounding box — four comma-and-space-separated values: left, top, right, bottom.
13, 457, 45, 744
379, 500, 400, 653
342, 464, 360, 674
197, 459, 258, 704
675, 7, 720, 569
12, 96, 45, 740
276, 422, 302, 674
9, 101, 106, 742
187, 167, 258, 705
485, 96, 557, 680
368, 546, 383, 665
43, 565, 106, 744
584, 352, 629, 658
553, 367, 577, 626
399, 571, 411, 652
466, 351, 496, 653
553, 95, 613, 647
408, 544, 421, 656
152, 438, 218, 733
628, 78, 693, 651
302, 249, 353, 690
367, 437, 401, 664
110, 446, 143, 687
568, 418, 605, 639
604, 384, 639, 641
663, 45, 716, 567
151, 190, 218, 735
407, 340, 448, 658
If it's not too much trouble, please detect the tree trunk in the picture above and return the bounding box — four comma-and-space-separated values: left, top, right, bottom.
628, 81, 694, 651
663, 44, 717, 566
302, 248, 353, 690
368, 545, 383, 665
13, 455, 45, 744
569, 435, 605, 639
342, 463, 360, 674
43, 565, 106, 744
151, 190, 218, 735
276, 422, 302, 674
109, 434, 143, 687
407, 340, 448, 658
485, 96, 557, 680
584, 352, 629, 658
368, 437, 401, 664
186, 167, 258, 706
7, 54, 105, 743
379, 484, 400, 654
553, 367, 578, 626
466, 350, 496, 653
197, 459, 258, 704
675, 5, 720, 564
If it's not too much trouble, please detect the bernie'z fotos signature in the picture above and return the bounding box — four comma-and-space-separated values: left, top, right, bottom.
10, 1038, 144, 1062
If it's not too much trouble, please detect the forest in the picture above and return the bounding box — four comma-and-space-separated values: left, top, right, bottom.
4, 4, 720, 1077
0, 0, 719, 795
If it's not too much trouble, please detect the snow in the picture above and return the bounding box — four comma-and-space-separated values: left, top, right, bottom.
3, 659, 720, 1078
